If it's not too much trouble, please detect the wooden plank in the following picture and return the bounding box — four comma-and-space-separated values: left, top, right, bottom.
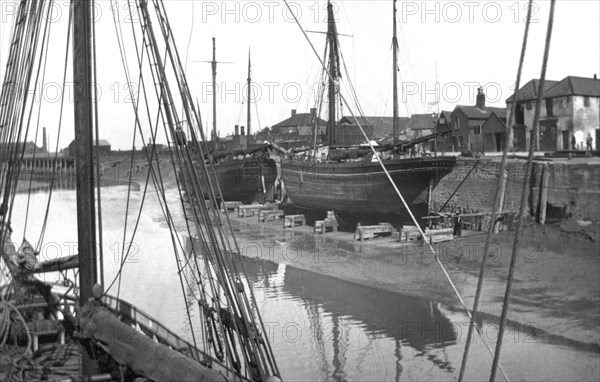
424, 228, 454, 243
354, 223, 394, 241
283, 215, 305, 228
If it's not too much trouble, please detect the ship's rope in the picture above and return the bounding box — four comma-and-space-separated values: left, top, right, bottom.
283, 1, 508, 379
22, 2, 53, 239
147, 0, 280, 377
36, 2, 73, 252
91, 0, 105, 287
0, 300, 31, 354
490, 2, 556, 381
0, 0, 49, 241
457, 1, 535, 381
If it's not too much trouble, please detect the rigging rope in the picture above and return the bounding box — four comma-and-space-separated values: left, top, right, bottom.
490, 1, 556, 381
457, 2, 534, 380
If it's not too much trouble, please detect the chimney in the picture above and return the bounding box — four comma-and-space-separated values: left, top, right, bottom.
234, 125, 239, 136
42, 127, 47, 153
240, 126, 245, 136
476, 87, 485, 109
594, 74, 598, 80
291, 109, 297, 117
310, 107, 316, 116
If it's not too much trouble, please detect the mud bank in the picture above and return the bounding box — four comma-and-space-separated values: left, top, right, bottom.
226, 212, 600, 351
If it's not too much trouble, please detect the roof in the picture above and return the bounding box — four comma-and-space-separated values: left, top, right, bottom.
407, 114, 436, 130
506, 76, 599, 102
542, 76, 600, 98
271, 112, 327, 128
506, 79, 559, 103
339, 116, 410, 138
453, 105, 507, 120
437, 110, 452, 122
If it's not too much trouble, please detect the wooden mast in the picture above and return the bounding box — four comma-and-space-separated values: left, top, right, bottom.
392, 0, 399, 147
73, 0, 98, 375
326, 1, 337, 146
247, 48, 251, 138
73, 0, 97, 305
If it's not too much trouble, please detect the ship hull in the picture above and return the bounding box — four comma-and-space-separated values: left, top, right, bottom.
197, 158, 278, 204
281, 157, 456, 223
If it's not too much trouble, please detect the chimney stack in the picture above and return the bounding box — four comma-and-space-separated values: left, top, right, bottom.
476, 87, 485, 109
240, 126, 245, 136
291, 109, 297, 117
42, 127, 47, 153
594, 74, 598, 80
234, 125, 239, 136
310, 108, 316, 116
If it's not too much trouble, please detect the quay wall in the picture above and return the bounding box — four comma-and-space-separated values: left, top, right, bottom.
430, 157, 600, 222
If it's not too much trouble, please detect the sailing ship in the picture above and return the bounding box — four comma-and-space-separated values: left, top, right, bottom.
280, 0, 456, 224
0, 1, 279, 381
194, 40, 278, 204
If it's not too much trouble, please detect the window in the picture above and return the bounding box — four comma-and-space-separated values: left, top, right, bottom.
526, 101, 532, 110
454, 117, 460, 130
584, 96, 590, 107
473, 126, 481, 135
545, 98, 553, 117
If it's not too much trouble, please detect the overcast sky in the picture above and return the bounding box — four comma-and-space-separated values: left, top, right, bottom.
1, 0, 599, 150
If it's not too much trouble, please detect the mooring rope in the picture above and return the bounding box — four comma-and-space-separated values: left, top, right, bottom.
489, 1, 556, 381
282, 1, 509, 379
457, 1, 534, 380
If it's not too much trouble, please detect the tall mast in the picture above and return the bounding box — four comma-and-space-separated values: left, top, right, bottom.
73, 0, 97, 304
247, 48, 251, 137
392, 0, 399, 147
211, 37, 217, 150
326, 1, 338, 146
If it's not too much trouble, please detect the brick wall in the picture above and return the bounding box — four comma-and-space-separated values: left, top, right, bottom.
430, 157, 600, 222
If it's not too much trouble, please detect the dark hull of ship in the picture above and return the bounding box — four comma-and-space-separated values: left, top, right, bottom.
198, 158, 278, 204
281, 156, 456, 224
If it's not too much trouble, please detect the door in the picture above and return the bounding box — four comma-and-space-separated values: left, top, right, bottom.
562, 130, 569, 151
495, 133, 505, 151
513, 126, 526, 151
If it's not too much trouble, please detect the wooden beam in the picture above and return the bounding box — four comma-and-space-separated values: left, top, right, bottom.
79, 301, 229, 382
539, 162, 549, 224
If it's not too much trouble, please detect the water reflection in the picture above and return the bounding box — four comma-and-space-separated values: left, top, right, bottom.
185, 234, 457, 381
240, 257, 457, 379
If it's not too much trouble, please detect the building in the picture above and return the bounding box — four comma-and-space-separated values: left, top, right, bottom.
506, 75, 600, 151
341, 116, 411, 145
68, 139, 111, 157
434, 111, 454, 152
0, 141, 41, 159
448, 88, 507, 152
406, 113, 437, 151
481, 112, 508, 152
270, 108, 327, 148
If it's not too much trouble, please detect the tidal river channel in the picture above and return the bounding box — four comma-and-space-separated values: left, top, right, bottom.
10, 185, 599, 381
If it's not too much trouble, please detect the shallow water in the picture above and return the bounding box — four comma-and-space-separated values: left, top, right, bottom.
8, 185, 599, 381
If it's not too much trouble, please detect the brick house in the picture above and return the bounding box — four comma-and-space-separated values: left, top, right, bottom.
407, 113, 436, 151
481, 112, 508, 152
270, 108, 327, 148
433, 111, 453, 152
448, 88, 506, 152
338, 116, 410, 145
506, 76, 600, 151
